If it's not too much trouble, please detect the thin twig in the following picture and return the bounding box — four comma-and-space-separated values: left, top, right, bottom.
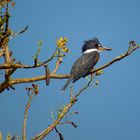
59, 121, 78, 128
52, 54, 62, 74
52, 48, 61, 74
54, 127, 64, 140
0, 48, 59, 69
10, 26, 28, 40
22, 94, 33, 140
75, 76, 93, 98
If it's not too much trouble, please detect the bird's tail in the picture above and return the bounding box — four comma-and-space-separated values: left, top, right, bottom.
61, 78, 72, 92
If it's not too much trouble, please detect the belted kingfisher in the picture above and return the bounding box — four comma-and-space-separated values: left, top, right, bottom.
61, 37, 112, 91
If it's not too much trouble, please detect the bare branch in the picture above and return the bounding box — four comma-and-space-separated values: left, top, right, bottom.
0, 42, 139, 94
60, 121, 78, 128
0, 74, 69, 93
22, 85, 38, 140
0, 49, 59, 69
22, 95, 32, 140
52, 56, 62, 74
91, 43, 140, 74
32, 97, 77, 140
54, 127, 64, 140
11, 74, 69, 85
10, 26, 28, 40
31, 42, 140, 140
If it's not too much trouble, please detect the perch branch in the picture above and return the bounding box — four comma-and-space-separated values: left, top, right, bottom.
91, 43, 140, 74
32, 42, 140, 140
0, 42, 139, 93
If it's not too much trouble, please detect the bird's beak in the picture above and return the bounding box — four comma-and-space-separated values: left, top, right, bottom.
98, 45, 112, 51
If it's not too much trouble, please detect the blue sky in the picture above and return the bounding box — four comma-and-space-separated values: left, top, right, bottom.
0, 0, 140, 140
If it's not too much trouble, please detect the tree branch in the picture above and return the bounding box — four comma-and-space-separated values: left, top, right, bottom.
0, 48, 59, 69
22, 95, 33, 140
91, 43, 140, 74
22, 84, 38, 140
54, 127, 64, 140
0, 74, 69, 93
1, 42, 139, 94
11, 74, 70, 85
32, 77, 92, 140
32, 97, 77, 140
52, 56, 62, 74
31, 42, 140, 140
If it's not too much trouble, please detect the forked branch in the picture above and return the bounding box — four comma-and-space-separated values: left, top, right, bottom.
31, 41, 140, 140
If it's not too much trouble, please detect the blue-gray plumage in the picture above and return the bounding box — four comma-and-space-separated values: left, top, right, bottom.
61, 37, 112, 92
70, 51, 99, 83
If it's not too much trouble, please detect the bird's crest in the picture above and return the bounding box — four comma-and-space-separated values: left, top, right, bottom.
82, 37, 100, 53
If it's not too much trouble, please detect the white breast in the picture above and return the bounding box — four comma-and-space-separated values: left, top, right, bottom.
83, 48, 99, 54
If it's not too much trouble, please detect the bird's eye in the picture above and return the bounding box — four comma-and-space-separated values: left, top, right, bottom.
95, 44, 98, 47
98, 44, 101, 47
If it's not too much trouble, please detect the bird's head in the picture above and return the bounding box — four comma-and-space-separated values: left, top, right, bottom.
82, 37, 112, 53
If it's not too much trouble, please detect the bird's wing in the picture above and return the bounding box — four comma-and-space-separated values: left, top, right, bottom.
71, 51, 99, 83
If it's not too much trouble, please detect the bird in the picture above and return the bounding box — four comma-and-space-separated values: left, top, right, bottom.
61, 37, 112, 92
